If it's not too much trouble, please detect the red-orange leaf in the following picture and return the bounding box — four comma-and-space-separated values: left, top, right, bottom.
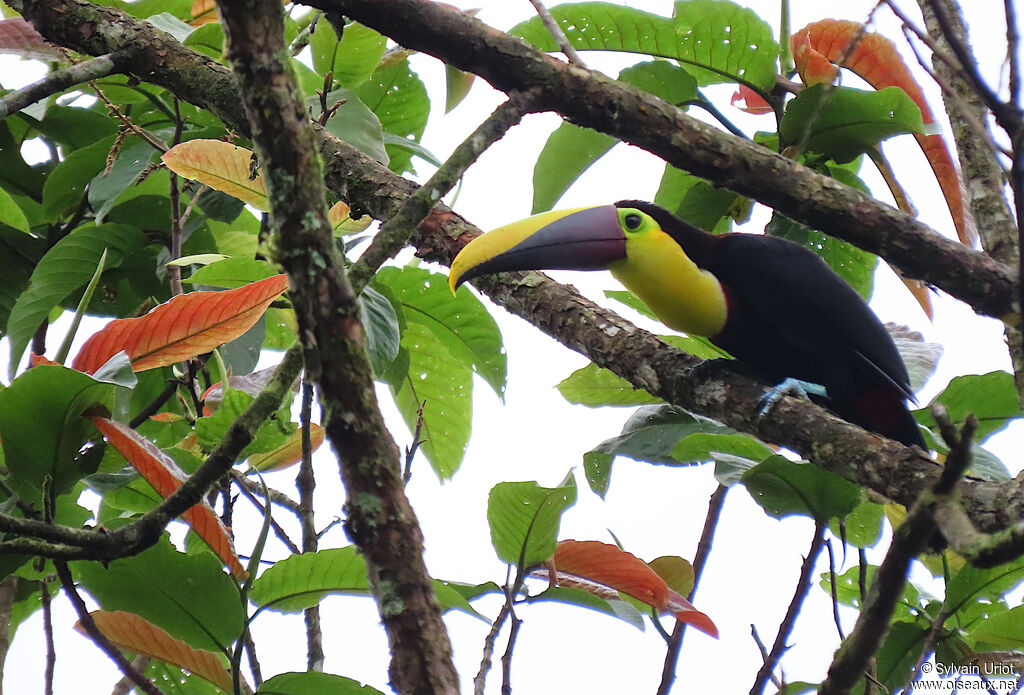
554, 540, 669, 610
30, 353, 59, 367
80, 611, 235, 692
793, 20, 976, 247
553, 540, 718, 637
91, 417, 247, 579
730, 85, 773, 115
72, 275, 289, 374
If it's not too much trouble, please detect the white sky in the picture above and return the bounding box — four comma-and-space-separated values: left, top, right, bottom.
2, 1, 1021, 694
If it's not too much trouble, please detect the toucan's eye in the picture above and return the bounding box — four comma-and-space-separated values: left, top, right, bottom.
624, 213, 643, 231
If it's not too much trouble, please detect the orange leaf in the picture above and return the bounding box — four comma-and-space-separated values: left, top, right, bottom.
793, 20, 976, 247
189, 0, 219, 25
161, 140, 268, 211
90, 417, 247, 579
328, 200, 373, 236
730, 85, 774, 115
666, 589, 719, 639
248, 422, 325, 472
30, 353, 59, 367
79, 610, 235, 692
72, 275, 289, 374
553, 540, 718, 638
554, 540, 669, 609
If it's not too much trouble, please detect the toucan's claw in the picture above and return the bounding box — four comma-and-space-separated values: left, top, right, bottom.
758, 378, 829, 419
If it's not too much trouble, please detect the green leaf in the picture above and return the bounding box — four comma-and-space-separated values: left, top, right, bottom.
511, 1, 778, 89
391, 321, 472, 479
249, 546, 368, 613
967, 605, 1024, 650
740, 455, 862, 522
780, 85, 924, 163
41, 136, 116, 221
359, 284, 402, 379
557, 363, 662, 407
88, 138, 158, 224
0, 186, 30, 233
27, 105, 118, 150
528, 586, 645, 630
619, 60, 699, 104
73, 534, 244, 652
671, 431, 771, 464
945, 556, 1024, 618
182, 23, 225, 61
445, 64, 475, 113
183, 257, 277, 289
377, 266, 506, 399
874, 621, 929, 693
822, 565, 922, 620
532, 123, 617, 214
257, 672, 386, 695
7, 223, 147, 378
916, 371, 1022, 442
488, 475, 577, 567
0, 365, 111, 504
671, 0, 780, 89
766, 212, 878, 300
588, 405, 729, 467
356, 59, 430, 174
830, 496, 885, 548
311, 20, 387, 89
196, 389, 294, 460
319, 90, 388, 165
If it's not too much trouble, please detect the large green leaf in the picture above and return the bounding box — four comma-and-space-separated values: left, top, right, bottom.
967, 605, 1024, 650
531, 124, 617, 214
310, 20, 387, 89
738, 454, 862, 522
25, 105, 118, 150
511, 1, 778, 89
257, 672, 385, 695
944, 556, 1024, 618
73, 534, 244, 652
6, 222, 147, 378
916, 371, 1022, 442
41, 136, 115, 221
308, 89, 389, 165
0, 365, 111, 503
487, 475, 577, 567
780, 85, 924, 163
87, 138, 158, 224
672, 0, 779, 89
249, 546, 369, 613
183, 257, 277, 289
359, 284, 402, 380
377, 266, 506, 399
356, 59, 430, 174
0, 186, 29, 234
391, 321, 472, 479
557, 363, 661, 407
527, 586, 645, 630
873, 621, 929, 693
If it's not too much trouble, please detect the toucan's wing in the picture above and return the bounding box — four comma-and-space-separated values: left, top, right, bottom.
710, 233, 914, 401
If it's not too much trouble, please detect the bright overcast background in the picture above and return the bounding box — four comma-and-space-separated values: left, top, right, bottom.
1, 1, 1019, 693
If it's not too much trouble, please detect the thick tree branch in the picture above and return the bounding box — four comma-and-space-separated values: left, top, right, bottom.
311, 0, 1017, 321
213, 0, 458, 692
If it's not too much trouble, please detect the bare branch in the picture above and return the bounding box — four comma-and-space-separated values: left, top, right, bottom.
0, 54, 123, 119
527, 0, 586, 67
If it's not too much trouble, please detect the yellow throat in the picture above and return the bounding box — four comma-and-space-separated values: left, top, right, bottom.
609, 230, 727, 337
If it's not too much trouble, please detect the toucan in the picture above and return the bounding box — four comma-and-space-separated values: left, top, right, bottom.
448, 200, 925, 448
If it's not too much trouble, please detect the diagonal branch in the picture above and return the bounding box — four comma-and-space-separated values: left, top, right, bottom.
0, 53, 124, 118
310, 0, 1017, 321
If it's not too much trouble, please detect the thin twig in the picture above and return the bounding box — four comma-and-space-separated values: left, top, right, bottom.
825, 538, 846, 640
232, 476, 300, 555
1007, 0, 1021, 110
297, 378, 324, 671
475, 597, 512, 695
500, 606, 522, 695
346, 99, 524, 293
41, 578, 55, 695
657, 484, 728, 695
749, 625, 780, 690
750, 520, 827, 695
230, 471, 301, 513
90, 81, 169, 153
242, 629, 263, 689
54, 562, 167, 695
0, 54, 122, 119
403, 400, 426, 485
167, 98, 185, 296
527, 0, 586, 66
